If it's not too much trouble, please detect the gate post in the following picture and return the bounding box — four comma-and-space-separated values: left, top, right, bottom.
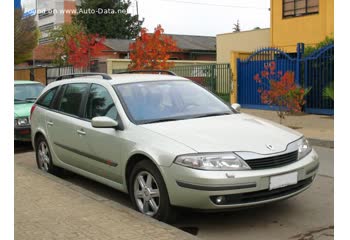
210, 64, 215, 92
29, 68, 34, 81
296, 43, 304, 85
235, 58, 240, 103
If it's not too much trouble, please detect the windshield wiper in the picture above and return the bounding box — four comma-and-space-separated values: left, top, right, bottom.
25, 97, 37, 102
192, 112, 232, 119
143, 117, 186, 124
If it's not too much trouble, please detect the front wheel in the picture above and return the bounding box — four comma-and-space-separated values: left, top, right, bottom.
129, 160, 176, 222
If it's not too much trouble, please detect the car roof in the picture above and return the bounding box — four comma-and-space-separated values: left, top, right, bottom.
14, 80, 42, 85
48, 74, 189, 87
108, 74, 188, 85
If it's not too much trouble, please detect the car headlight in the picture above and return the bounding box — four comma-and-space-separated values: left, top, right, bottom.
298, 138, 312, 160
15, 117, 30, 127
174, 153, 251, 171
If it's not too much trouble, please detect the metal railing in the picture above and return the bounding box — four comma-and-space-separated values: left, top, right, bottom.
170, 64, 232, 103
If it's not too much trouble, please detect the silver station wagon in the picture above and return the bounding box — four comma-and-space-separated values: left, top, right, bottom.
31, 72, 319, 222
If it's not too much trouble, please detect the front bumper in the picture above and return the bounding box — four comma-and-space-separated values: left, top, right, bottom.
14, 126, 31, 141
161, 149, 319, 210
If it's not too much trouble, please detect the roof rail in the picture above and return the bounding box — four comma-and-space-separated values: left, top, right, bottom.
55, 73, 112, 81
115, 70, 177, 76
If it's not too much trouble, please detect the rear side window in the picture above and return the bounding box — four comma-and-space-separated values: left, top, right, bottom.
37, 87, 58, 108
58, 83, 89, 116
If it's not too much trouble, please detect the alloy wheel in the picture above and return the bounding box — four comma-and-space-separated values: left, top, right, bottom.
38, 141, 50, 172
133, 171, 161, 216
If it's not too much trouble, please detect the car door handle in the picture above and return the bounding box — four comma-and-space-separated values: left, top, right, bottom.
47, 121, 54, 126
76, 129, 86, 136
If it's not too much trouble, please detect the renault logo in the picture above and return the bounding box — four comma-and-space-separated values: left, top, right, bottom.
266, 144, 274, 151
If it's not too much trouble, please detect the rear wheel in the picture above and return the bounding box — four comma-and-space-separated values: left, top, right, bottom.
129, 160, 176, 222
35, 135, 63, 175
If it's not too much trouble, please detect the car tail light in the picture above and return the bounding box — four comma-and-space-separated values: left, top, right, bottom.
30, 104, 36, 121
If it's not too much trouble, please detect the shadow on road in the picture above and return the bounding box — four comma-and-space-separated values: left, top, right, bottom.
14, 141, 33, 154
58, 171, 132, 208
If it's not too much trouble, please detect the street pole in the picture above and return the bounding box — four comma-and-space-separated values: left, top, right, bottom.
33, 49, 35, 66
136, 0, 139, 18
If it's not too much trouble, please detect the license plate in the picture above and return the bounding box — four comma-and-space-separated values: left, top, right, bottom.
269, 172, 298, 190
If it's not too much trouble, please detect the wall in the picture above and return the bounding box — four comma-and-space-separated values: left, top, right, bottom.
14, 68, 47, 85
216, 29, 270, 64
230, 51, 251, 104
64, 0, 76, 23
14, 69, 30, 81
169, 52, 216, 61
106, 59, 216, 74
271, 0, 334, 52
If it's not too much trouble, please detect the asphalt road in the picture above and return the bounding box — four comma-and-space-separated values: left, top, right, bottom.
14, 142, 334, 240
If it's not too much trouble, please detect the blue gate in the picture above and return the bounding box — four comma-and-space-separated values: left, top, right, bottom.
237, 43, 334, 115
303, 44, 334, 115
237, 47, 299, 110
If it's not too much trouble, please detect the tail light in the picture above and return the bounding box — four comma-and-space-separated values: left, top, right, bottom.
30, 104, 36, 121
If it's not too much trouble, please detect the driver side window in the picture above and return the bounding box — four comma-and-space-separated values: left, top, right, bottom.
85, 84, 117, 120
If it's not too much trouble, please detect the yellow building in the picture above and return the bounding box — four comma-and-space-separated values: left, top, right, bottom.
271, 0, 334, 52
216, 28, 270, 63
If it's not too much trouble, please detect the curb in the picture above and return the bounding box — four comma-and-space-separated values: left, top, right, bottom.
308, 138, 334, 149
15, 162, 200, 240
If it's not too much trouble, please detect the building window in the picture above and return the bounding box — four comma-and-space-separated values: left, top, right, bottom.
283, 0, 319, 18
39, 23, 54, 32
38, 9, 54, 19
39, 37, 53, 45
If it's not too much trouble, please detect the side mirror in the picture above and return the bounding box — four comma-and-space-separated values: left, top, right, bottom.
91, 116, 119, 128
231, 103, 241, 112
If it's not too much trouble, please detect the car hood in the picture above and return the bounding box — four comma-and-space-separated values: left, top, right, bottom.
141, 113, 302, 154
14, 103, 33, 118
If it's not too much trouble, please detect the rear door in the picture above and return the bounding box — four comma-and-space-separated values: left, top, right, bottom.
45, 83, 91, 171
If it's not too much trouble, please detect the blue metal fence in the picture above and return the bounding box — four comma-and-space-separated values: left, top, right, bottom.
237, 47, 298, 110
237, 43, 334, 115
303, 44, 334, 115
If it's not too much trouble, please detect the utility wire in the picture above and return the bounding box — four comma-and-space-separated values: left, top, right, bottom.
159, 0, 268, 10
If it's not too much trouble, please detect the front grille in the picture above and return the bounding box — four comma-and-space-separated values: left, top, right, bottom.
210, 177, 313, 205
245, 151, 298, 170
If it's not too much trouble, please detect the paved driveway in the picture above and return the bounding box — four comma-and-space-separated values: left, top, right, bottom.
14, 143, 333, 240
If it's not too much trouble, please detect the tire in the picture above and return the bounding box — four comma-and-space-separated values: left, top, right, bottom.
129, 160, 176, 223
35, 135, 63, 175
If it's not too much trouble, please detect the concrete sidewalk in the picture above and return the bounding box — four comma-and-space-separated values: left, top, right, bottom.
241, 109, 334, 145
15, 163, 197, 240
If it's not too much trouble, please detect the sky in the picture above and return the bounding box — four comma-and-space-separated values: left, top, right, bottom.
130, 0, 271, 36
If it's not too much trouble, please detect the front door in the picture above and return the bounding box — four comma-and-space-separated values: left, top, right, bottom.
77, 84, 123, 183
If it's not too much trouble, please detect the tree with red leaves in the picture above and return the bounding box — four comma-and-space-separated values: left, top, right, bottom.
128, 25, 178, 70
254, 61, 310, 124
67, 32, 105, 71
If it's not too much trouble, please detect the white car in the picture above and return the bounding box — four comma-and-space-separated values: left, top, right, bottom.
30, 72, 319, 222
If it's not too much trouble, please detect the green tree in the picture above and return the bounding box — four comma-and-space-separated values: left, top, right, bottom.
48, 23, 85, 66
323, 82, 334, 101
304, 35, 334, 57
73, 0, 143, 39
303, 35, 334, 102
233, 20, 241, 32
14, 9, 39, 64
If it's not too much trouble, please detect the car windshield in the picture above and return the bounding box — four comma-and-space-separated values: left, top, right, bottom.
14, 84, 44, 103
114, 80, 234, 124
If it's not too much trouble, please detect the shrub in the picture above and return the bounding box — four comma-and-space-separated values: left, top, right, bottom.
254, 61, 311, 124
